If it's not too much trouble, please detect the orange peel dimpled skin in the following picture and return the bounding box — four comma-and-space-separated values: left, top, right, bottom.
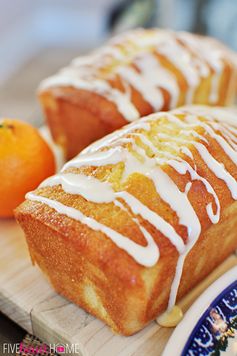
0, 119, 55, 218
39, 29, 237, 159
15, 106, 237, 335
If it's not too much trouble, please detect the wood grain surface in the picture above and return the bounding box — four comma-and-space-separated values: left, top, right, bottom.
0, 219, 236, 356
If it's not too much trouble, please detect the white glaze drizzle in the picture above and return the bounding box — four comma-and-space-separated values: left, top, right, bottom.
27, 106, 237, 312
176, 32, 223, 103
81, 118, 151, 154
167, 159, 220, 224
26, 192, 159, 267
117, 53, 179, 110
193, 142, 237, 199
63, 147, 124, 170
39, 29, 237, 122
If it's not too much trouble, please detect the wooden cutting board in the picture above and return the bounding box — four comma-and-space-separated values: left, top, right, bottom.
0, 219, 236, 356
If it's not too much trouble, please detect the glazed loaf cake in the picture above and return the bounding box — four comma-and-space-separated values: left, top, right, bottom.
39, 29, 237, 159
16, 106, 237, 335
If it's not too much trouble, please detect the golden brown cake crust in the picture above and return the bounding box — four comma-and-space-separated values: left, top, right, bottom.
16, 200, 237, 335
16, 107, 237, 335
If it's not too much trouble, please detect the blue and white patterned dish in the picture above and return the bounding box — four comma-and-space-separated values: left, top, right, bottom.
163, 266, 237, 356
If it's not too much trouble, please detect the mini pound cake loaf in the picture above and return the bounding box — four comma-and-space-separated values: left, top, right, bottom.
16, 106, 237, 335
39, 29, 237, 159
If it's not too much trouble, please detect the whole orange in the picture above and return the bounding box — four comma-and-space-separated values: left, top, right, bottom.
0, 119, 55, 217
